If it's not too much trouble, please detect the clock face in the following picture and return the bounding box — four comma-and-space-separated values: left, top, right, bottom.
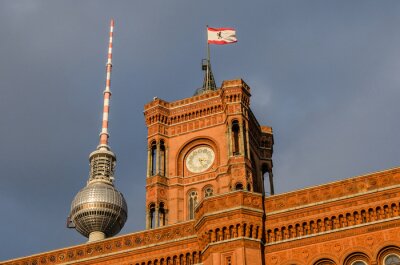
185, 146, 215, 173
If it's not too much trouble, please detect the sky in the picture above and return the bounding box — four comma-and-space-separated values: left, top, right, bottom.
1, 0, 400, 261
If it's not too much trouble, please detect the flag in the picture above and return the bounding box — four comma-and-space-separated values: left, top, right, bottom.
207, 27, 237, 45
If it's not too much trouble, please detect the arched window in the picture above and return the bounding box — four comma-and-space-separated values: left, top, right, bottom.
149, 203, 156, 229
159, 202, 166, 227
188, 190, 198, 220
384, 254, 400, 265
235, 183, 243, 190
232, 120, 240, 155
151, 141, 157, 175
160, 140, 166, 176
204, 187, 213, 197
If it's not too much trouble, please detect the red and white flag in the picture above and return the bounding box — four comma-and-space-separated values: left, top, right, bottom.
207, 27, 237, 45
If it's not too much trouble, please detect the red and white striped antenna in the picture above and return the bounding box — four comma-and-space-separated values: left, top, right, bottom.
99, 19, 114, 149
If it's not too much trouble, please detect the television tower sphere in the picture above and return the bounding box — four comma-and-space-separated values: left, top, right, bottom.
69, 148, 128, 241
70, 180, 127, 239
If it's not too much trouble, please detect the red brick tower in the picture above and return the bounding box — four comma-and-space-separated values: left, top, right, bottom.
143, 79, 274, 230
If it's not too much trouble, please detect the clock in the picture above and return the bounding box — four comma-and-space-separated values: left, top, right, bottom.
185, 146, 215, 173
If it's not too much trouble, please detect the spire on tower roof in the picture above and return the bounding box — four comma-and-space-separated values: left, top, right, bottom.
202, 58, 217, 90
194, 59, 217, 96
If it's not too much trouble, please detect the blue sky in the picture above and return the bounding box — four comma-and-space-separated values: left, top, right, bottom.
1, 0, 400, 261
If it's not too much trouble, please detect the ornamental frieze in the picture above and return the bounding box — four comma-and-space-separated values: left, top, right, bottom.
3, 222, 197, 265
265, 168, 400, 212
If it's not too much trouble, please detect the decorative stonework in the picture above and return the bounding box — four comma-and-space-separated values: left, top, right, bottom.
265, 168, 400, 213
3, 221, 197, 265
195, 191, 263, 223
265, 223, 400, 265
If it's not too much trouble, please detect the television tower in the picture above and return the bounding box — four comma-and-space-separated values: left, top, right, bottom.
68, 19, 127, 242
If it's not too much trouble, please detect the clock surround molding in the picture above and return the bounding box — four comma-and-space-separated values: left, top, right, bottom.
176, 137, 220, 177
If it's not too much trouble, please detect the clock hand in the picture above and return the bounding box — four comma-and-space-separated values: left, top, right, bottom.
198, 157, 208, 166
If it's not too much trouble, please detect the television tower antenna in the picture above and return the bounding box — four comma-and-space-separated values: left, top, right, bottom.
99, 19, 114, 149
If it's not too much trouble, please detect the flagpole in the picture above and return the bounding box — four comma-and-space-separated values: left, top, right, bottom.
206, 25, 210, 90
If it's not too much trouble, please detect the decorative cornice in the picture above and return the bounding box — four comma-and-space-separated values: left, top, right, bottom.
2, 221, 195, 265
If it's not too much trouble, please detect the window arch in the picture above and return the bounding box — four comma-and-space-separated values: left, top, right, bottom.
344, 252, 370, 265
378, 246, 400, 265
188, 190, 198, 220
313, 259, 335, 265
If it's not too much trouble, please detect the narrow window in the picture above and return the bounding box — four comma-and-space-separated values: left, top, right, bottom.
159, 202, 166, 226
188, 191, 198, 220
149, 203, 155, 229
232, 120, 240, 155
204, 187, 213, 197
151, 142, 157, 175
160, 140, 166, 176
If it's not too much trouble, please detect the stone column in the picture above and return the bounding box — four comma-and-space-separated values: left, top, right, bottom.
155, 206, 159, 228
145, 210, 150, 229
244, 122, 250, 158
228, 125, 233, 157
257, 226, 262, 240
238, 224, 243, 237
165, 147, 168, 177
238, 121, 244, 155
211, 231, 216, 242
269, 171, 275, 195
298, 226, 303, 236
147, 148, 151, 178
270, 232, 275, 242
244, 225, 249, 237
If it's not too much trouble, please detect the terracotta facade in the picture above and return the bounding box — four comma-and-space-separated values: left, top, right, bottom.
3, 79, 400, 265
